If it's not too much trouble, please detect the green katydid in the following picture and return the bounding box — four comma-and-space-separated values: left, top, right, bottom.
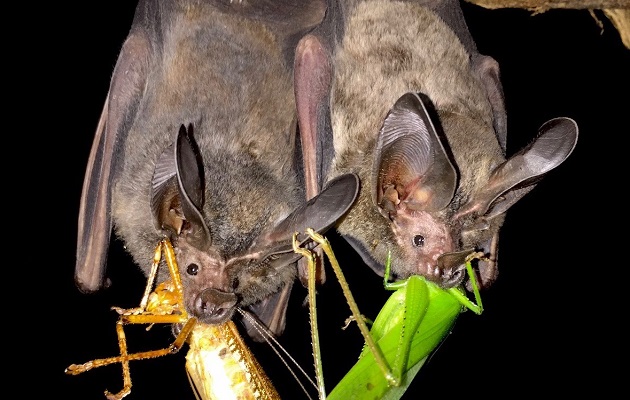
294, 228, 484, 400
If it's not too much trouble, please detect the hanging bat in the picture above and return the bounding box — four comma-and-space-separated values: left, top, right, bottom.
74, 0, 359, 341
293, 0, 578, 290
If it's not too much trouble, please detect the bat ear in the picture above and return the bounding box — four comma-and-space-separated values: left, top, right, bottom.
458, 117, 578, 221
253, 173, 360, 261
372, 92, 457, 217
151, 124, 212, 249
273, 172, 359, 241
241, 172, 357, 344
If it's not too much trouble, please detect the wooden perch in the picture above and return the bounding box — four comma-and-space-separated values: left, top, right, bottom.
604, 9, 630, 48
464, 0, 630, 49
464, 0, 630, 10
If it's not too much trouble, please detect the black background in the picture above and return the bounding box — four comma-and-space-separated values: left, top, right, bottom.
49, 1, 629, 399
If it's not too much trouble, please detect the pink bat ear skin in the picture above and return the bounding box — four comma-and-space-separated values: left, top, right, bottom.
238, 173, 359, 341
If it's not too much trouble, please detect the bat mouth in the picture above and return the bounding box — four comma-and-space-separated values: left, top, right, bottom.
439, 265, 466, 288
436, 249, 475, 288
192, 288, 238, 324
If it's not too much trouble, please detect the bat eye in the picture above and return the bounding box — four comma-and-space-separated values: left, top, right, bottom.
412, 235, 425, 247
187, 263, 199, 276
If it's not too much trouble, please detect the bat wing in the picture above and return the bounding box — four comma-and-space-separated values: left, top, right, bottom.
75, 27, 152, 293
293, 3, 340, 201
244, 280, 294, 341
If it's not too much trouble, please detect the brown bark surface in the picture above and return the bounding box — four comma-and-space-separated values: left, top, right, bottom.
465, 0, 630, 49
465, 0, 629, 10
604, 9, 630, 48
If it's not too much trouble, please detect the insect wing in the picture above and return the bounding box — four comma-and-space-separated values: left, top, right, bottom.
328, 280, 462, 400
186, 321, 280, 400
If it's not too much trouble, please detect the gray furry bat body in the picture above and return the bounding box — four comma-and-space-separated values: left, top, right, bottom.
75, 0, 359, 338
294, 0, 578, 288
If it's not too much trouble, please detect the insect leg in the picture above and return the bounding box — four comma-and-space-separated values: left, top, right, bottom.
65, 238, 194, 399
302, 228, 397, 386
292, 232, 326, 399
446, 252, 486, 315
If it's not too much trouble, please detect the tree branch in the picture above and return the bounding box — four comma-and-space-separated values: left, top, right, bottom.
464, 0, 630, 10
464, 0, 630, 49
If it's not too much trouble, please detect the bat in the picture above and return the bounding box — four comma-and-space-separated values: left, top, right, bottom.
292, 0, 578, 290
74, 0, 359, 341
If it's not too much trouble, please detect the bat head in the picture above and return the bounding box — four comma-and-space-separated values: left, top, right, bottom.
336, 93, 578, 289
152, 124, 358, 326
301, 2, 580, 291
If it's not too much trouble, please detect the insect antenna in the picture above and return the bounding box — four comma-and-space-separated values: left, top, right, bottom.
188, 372, 203, 400
237, 308, 318, 400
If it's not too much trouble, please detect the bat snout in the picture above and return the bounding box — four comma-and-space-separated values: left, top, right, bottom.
192, 288, 238, 324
